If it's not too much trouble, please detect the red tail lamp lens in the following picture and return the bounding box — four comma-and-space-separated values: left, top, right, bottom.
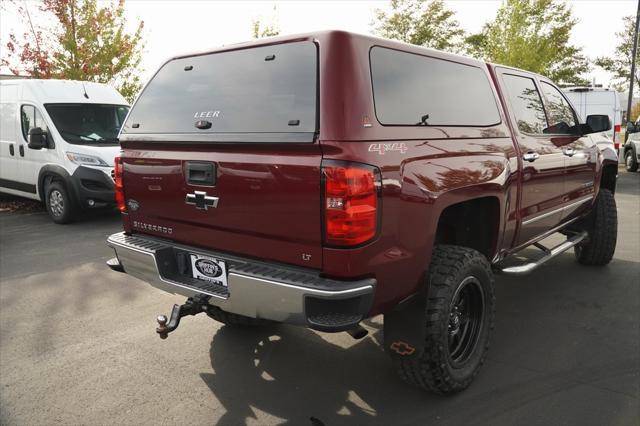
323, 162, 380, 246
114, 156, 126, 212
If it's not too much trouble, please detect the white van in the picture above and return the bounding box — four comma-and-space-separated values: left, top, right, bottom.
623, 116, 640, 172
0, 79, 129, 223
563, 87, 623, 149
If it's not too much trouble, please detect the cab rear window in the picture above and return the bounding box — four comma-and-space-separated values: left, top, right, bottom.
370, 47, 500, 127
123, 41, 317, 142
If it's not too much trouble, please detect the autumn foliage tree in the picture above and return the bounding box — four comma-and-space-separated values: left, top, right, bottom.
2, 0, 145, 102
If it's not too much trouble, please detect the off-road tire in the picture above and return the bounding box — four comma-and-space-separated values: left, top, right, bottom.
625, 150, 638, 172
574, 189, 617, 265
394, 245, 495, 394
45, 181, 77, 224
205, 306, 271, 327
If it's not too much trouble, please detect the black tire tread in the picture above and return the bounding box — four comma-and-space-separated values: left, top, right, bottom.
394, 245, 495, 394
575, 189, 617, 266
45, 181, 77, 224
625, 150, 638, 172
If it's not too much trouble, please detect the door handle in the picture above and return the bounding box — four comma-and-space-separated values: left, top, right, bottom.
563, 148, 575, 157
9, 144, 14, 156
523, 152, 539, 162
19, 145, 24, 157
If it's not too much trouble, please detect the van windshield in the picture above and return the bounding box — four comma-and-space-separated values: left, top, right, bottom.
121, 41, 317, 143
44, 103, 129, 145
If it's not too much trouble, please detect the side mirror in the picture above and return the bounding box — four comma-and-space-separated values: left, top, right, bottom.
28, 127, 47, 149
586, 115, 611, 134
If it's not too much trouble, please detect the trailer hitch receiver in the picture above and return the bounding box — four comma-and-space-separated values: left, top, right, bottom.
156, 295, 210, 339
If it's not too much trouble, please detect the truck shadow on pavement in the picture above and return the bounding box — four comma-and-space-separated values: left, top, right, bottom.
200, 252, 639, 426
201, 323, 423, 426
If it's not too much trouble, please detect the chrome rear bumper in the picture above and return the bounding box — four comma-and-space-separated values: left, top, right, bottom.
107, 232, 375, 331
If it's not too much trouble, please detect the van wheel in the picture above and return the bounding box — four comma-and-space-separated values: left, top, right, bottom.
625, 150, 638, 172
393, 245, 495, 394
574, 189, 617, 265
45, 181, 77, 224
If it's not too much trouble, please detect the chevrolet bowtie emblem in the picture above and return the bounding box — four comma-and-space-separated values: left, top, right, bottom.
185, 191, 219, 210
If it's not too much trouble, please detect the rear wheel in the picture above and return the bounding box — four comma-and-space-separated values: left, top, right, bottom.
625, 150, 638, 172
574, 189, 617, 265
393, 245, 495, 394
45, 181, 77, 224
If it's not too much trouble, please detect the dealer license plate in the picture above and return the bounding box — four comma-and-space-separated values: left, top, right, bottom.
190, 254, 228, 287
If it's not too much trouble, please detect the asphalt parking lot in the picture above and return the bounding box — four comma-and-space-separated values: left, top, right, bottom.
1, 170, 638, 426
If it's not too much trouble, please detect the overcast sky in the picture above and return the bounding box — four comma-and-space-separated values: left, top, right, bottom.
1, 0, 636, 86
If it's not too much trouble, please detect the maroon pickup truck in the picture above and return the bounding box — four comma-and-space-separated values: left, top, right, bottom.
107, 31, 618, 394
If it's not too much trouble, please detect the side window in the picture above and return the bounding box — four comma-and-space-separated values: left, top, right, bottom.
115, 106, 129, 127
21, 105, 35, 139
502, 74, 548, 134
20, 105, 48, 141
370, 47, 501, 126
540, 82, 577, 134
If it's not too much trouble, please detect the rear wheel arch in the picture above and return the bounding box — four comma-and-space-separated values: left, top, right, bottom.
433, 196, 501, 260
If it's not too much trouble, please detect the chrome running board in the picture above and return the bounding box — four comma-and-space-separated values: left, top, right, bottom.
496, 231, 588, 276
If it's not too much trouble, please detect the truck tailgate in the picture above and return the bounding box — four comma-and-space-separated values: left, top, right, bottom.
121, 144, 322, 269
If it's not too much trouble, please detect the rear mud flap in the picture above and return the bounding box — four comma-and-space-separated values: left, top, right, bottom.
383, 294, 428, 359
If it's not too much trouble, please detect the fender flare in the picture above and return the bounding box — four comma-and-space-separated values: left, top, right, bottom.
600, 144, 619, 165
37, 165, 74, 202
425, 189, 505, 259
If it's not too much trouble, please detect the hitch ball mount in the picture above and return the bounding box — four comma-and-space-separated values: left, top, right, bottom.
156, 295, 210, 339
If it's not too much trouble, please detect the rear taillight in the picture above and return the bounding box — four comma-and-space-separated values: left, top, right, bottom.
114, 156, 126, 212
323, 161, 380, 246
614, 124, 621, 148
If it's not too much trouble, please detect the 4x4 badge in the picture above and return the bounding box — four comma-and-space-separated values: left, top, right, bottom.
368, 142, 408, 155
185, 191, 219, 210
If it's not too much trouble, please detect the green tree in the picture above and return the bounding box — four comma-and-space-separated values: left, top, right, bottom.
2, 0, 144, 102
251, 19, 280, 39
595, 15, 639, 90
466, 0, 589, 85
251, 5, 280, 39
371, 0, 464, 52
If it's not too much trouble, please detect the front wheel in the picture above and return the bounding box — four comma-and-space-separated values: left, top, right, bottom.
625, 150, 638, 172
45, 181, 78, 224
393, 245, 495, 394
574, 189, 617, 265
